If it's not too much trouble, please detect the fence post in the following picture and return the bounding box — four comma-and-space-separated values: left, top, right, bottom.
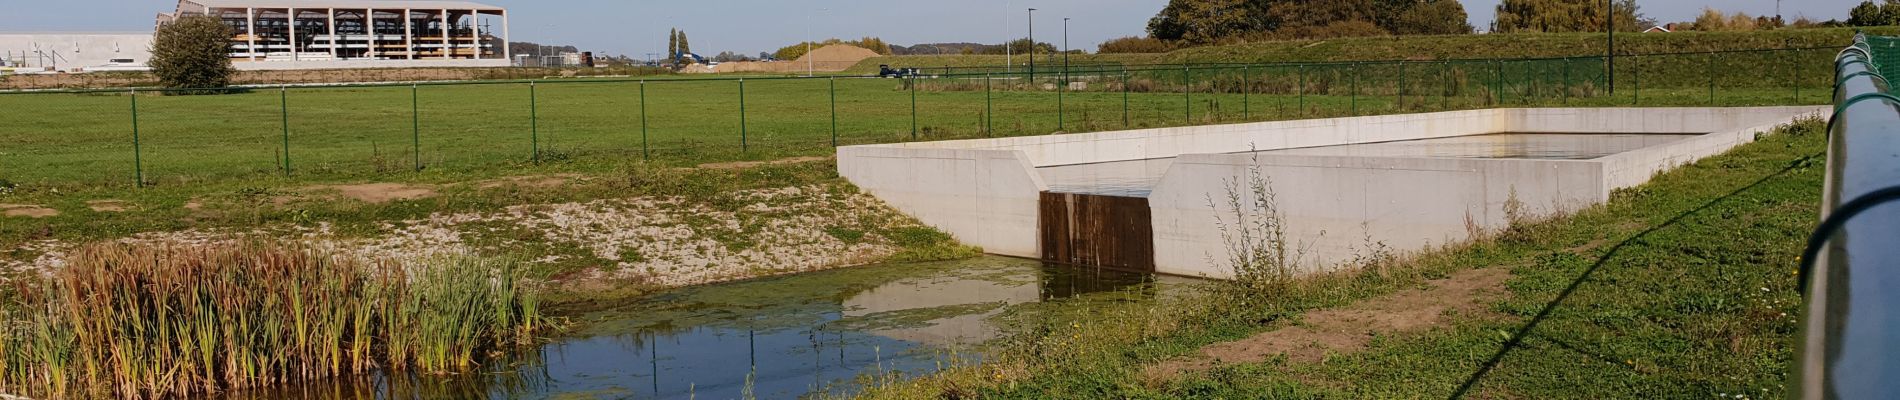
1561, 58, 1571, 105
1298, 64, 1306, 116
909, 75, 918, 140
1707, 51, 1717, 105
1058, 64, 1066, 131
1184, 64, 1192, 124
640, 80, 649, 159
1243, 64, 1251, 120
1350, 64, 1359, 116
1398, 61, 1407, 111
1791, 48, 1800, 103
529, 80, 539, 164
1493, 59, 1504, 105
130, 88, 143, 188
985, 73, 994, 136
280, 85, 291, 176
1632, 55, 1642, 105
739, 78, 748, 152
830, 77, 839, 146
411, 84, 420, 171
1121, 66, 1130, 128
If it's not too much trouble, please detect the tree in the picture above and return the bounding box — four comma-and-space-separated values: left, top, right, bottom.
667, 28, 678, 64
1392, 0, 1474, 35
1494, 0, 1644, 33
677, 31, 693, 62
1848, 1, 1896, 26
1145, 0, 1470, 43
151, 15, 235, 90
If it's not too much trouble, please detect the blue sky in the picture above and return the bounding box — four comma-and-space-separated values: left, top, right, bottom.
0, 0, 1867, 58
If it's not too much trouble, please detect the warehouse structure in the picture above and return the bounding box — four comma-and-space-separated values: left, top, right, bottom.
156, 0, 511, 69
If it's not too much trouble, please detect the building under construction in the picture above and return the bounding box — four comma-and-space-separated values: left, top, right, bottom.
157, 0, 512, 69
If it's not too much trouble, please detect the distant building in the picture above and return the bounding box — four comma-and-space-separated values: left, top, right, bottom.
156, 0, 514, 70
0, 32, 155, 73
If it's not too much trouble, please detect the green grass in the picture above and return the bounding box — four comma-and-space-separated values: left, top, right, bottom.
859, 119, 1824, 399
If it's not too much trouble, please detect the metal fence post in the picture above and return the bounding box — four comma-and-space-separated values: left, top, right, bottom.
830, 77, 839, 146
909, 75, 918, 140
1493, 59, 1504, 105
1792, 48, 1801, 103
1121, 66, 1130, 128
1398, 61, 1407, 111
411, 84, 420, 171
1298, 64, 1306, 116
1561, 58, 1571, 105
640, 80, 649, 159
130, 88, 142, 188
530, 80, 539, 164
1058, 64, 1066, 131
985, 73, 993, 135
1350, 64, 1359, 116
1632, 55, 1642, 105
739, 78, 748, 152
1243, 64, 1251, 120
1184, 64, 1192, 124
280, 85, 291, 176
1707, 51, 1717, 105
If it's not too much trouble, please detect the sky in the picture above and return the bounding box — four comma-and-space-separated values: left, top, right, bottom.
0, 0, 1871, 58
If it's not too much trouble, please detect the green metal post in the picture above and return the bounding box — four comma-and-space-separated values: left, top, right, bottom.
1184, 65, 1192, 124
530, 81, 539, 164
280, 86, 291, 175
1633, 55, 1642, 105
830, 77, 839, 146
1792, 48, 1800, 103
131, 89, 142, 188
1493, 60, 1504, 105
909, 76, 917, 140
740, 78, 748, 152
1398, 61, 1407, 111
1058, 64, 1066, 131
640, 80, 649, 159
985, 73, 993, 136
411, 84, 420, 171
1243, 64, 1251, 120
1350, 64, 1358, 116
1298, 64, 1306, 116
1121, 66, 1130, 128
1561, 58, 1571, 105
1707, 51, 1717, 105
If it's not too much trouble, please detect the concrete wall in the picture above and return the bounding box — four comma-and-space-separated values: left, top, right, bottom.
840, 106, 1829, 278
0, 33, 154, 72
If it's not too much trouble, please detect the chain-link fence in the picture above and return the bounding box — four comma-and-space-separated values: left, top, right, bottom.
0, 46, 1836, 189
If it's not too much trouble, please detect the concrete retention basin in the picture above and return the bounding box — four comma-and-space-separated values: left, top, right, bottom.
838, 107, 1827, 279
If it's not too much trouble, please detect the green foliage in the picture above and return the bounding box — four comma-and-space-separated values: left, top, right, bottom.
1847, 0, 1900, 27
1494, 0, 1646, 33
1098, 36, 1183, 53
0, 242, 544, 398
667, 28, 678, 61
1145, 0, 1472, 44
150, 15, 235, 89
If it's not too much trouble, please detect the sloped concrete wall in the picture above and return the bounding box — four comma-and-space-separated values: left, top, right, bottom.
837, 146, 1045, 258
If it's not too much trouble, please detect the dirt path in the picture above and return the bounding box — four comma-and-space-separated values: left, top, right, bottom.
1146, 267, 1512, 380
697, 156, 831, 170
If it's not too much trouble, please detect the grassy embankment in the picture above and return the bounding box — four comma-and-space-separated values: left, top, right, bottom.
859, 118, 1825, 398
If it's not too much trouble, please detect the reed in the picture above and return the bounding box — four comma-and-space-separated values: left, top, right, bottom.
0, 242, 543, 399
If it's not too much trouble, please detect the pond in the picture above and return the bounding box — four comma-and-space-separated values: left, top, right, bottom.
219, 256, 1193, 399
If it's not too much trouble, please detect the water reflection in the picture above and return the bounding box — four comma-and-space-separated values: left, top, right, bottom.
214, 256, 1177, 400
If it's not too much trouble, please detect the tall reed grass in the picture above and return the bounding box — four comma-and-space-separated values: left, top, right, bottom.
0, 242, 543, 398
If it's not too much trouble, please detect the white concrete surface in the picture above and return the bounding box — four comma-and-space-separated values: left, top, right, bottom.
0, 33, 154, 72
839, 106, 1829, 278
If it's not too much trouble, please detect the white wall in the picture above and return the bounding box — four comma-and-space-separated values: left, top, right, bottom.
233, 59, 511, 71
837, 146, 1046, 258
0, 33, 154, 71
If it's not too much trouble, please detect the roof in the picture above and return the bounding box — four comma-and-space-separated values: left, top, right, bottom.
182, 0, 505, 11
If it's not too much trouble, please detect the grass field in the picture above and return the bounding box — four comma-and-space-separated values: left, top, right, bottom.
859, 117, 1825, 399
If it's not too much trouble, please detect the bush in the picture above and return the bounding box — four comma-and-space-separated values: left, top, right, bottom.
1097, 36, 1181, 54
151, 15, 235, 90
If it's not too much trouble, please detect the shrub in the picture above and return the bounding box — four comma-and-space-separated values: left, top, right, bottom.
1097, 36, 1181, 54
151, 15, 236, 90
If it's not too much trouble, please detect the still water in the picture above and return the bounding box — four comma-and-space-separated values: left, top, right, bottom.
1036, 133, 1700, 197
219, 257, 1187, 400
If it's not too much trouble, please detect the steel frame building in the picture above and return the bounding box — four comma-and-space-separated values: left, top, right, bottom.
157, 0, 510, 68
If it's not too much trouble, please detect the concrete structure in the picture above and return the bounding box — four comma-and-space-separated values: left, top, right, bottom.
158, 0, 510, 70
839, 107, 1827, 279
0, 33, 154, 73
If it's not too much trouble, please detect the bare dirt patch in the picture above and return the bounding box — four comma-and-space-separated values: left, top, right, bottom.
86, 200, 133, 212
317, 183, 438, 204
475, 173, 583, 189
1146, 267, 1512, 380
698, 156, 831, 170
1, 204, 58, 218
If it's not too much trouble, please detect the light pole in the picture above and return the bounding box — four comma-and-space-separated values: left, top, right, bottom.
1028, 8, 1036, 82
1005, 1, 1012, 74
807, 7, 828, 77
1062, 17, 1070, 81
1606, 0, 1615, 94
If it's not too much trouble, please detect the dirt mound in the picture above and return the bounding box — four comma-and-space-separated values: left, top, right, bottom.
689, 45, 880, 74
86, 200, 133, 212
1, 204, 58, 218
318, 183, 438, 204
1146, 267, 1512, 380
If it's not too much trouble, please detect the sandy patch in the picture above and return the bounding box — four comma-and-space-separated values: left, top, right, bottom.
1146, 268, 1512, 380
476, 173, 583, 189
87, 200, 133, 212
184, 200, 204, 210
319, 183, 438, 204
1, 204, 58, 218
697, 156, 831, 170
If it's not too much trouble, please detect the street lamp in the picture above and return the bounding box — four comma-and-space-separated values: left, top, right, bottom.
1063, 17, 1070, 81
1005, 1, 1012, 74
1028, 8, 1036, 82
807, 7, 829, 77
